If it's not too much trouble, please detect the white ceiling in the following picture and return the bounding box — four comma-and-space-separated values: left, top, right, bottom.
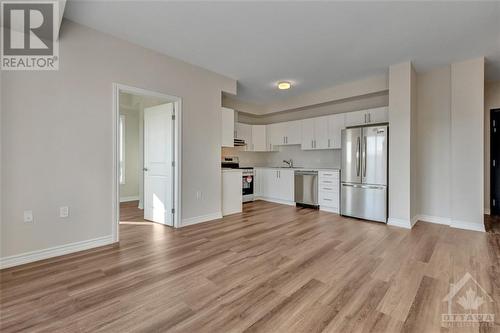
64, 1, 500, 105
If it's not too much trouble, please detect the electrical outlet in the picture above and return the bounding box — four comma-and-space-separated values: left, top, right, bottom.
23, 210, 33, 223
196, 191, 202, 200
59, 206, 69, 218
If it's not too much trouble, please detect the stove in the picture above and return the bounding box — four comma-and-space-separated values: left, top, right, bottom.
222, 157, 254, 202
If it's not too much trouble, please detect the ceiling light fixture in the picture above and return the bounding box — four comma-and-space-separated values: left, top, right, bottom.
277, 81, 291, 90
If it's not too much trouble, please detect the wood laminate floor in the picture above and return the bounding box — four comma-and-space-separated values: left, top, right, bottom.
1, 200, 499, 332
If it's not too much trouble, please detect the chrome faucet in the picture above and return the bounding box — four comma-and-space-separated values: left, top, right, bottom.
283, 159, 293, 168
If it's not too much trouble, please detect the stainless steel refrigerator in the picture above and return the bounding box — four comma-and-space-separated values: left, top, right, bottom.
341, 125, 388, 223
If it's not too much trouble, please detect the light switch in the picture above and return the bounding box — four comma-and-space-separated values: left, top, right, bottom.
59, 206, 69, 218
24, 210, 33, 223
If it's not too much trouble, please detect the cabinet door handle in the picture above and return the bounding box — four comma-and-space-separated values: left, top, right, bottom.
328, 139, 330, 147
368, 113, 371, 123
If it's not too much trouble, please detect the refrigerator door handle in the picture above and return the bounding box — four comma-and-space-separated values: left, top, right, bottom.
360, 185, 385, 190
356, 136, 361, 176
363, 135, 367, 177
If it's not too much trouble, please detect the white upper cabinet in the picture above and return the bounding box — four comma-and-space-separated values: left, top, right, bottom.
314, 116, 330, 149
236, 123, 252, 150
301, 116, 330, 150
344, 107, 388, 127
267, 122, 285, 147
327, 114, 344, 149
368, 107, 389, 124
283, 120, 302, 145
251, 125, 269, 152
221, 107, 234, 147
344, 110, 368, 127
268, 120, 302, 146
301, 118, 315, 150
230, 106, 387, 152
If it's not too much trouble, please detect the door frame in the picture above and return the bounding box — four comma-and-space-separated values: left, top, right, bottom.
490, 108, 500, 215
112, 83, 182, 242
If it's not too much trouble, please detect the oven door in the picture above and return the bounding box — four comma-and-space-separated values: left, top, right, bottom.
242, 174, 254, 195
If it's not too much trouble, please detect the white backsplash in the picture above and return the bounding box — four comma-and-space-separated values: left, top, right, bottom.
222, 145, 341, 169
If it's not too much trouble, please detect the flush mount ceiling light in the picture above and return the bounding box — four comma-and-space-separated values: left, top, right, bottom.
277, 81, 291, 90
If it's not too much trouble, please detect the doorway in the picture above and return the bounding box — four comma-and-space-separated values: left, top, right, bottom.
113, 84, 182, 241
490, 108, 500, 216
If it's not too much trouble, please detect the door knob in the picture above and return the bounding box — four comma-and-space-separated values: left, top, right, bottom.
143, 168, 149, 171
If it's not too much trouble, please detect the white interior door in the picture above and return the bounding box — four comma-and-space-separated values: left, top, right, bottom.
144, 103, 173, 226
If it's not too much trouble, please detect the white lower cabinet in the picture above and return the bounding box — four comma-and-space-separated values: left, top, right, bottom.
318, 170, 340, 213
254, 168, 294, 204
255, 168, 340, 211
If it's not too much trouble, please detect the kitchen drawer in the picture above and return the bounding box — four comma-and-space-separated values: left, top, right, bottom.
319, 178, 338, 187
319, 183, 337, 192
319, 171, 339, 178
319, 194, 338, 208
319, 190, 338, 201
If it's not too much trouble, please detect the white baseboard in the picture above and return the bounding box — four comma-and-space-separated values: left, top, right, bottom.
181, 212, 222, 227
120, 196, 139, 202
484, 208, 491, 215
416, 214, 451, 226
254, 197, 296, 206
0, 235, 115, 269
387, 217, 412, 229
450, 220, 486, 232
416, 214, 485, 232
320, 206, 339, 214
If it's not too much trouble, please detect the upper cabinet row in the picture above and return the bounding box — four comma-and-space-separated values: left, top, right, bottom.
222, 106, 388, 151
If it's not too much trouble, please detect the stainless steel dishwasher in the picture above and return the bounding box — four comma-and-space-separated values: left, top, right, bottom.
294, 170, 318, 207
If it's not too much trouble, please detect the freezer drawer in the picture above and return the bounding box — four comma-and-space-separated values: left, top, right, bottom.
340, 183, 387, 223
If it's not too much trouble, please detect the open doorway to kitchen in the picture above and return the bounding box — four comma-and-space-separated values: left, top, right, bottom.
113, 84, 182, 241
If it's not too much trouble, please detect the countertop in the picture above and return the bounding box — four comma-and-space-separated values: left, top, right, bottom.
252, 166, 340, 171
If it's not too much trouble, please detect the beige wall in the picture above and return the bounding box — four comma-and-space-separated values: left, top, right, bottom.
388, 62, 415, 227
450, 57, 484, 229
416, 66, 452, 220
484, 81, 500, 213
415, 59, 485, 231
1, 20, 236, 258
410, 64, 418, 221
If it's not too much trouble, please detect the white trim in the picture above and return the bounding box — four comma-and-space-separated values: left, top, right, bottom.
450, 220, 486, 232
416, 214, 451, 226
120, 196, 140, 203
484, 208, 491, 215
319, 206, 340, 214
410, 215, 419, 227
0, 235, 115, 269
254, 197, 296, 206
415, 214, 485, 232
387, 217, 412, 229
119, 114, 126, 185
113, 83, 182, 237
181, 212, 222, 227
